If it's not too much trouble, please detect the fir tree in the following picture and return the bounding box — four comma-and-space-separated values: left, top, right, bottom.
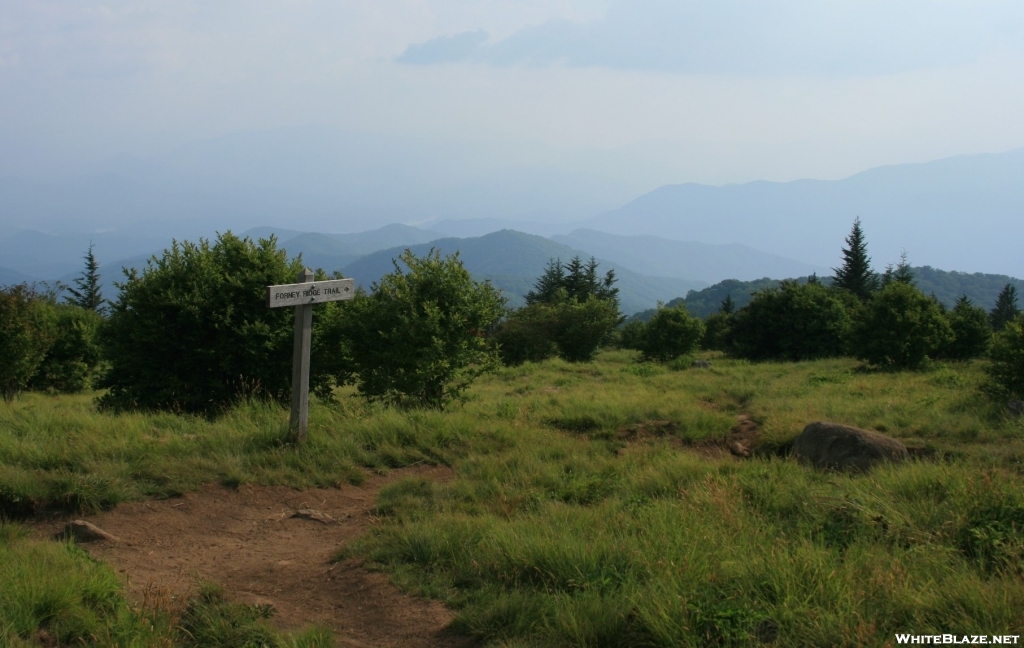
65, 244, 106, 314
882, 250, 915, 287
719, 294, 735, 315
990, 283, 1020, 332
832, 217, 877, 301
525, 256, 618, 307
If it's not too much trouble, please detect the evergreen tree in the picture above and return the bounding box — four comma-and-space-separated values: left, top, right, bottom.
882, 250, 915, 287
939, 294, 991, 360
990, 283, 1020, 332
719, 294, 735, 315
525, 256, 618, 307
65, 244, 106, 314
832, 217, 877, 301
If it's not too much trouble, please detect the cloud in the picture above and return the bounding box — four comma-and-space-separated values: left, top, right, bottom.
397, 30, 489, 65
397, 0, 1024, 76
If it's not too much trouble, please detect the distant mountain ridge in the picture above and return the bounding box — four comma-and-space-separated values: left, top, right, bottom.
585, 147, 1024, 278
551, 228, 825, 284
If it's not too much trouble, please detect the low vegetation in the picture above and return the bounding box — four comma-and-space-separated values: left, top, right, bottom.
3, 352, 1024, 645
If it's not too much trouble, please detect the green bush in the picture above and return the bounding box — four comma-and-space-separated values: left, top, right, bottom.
729, 281, 851, 361
97, 233, 339, 415
548, 296, 622, 363
851, 282, 953, 369
617, 318, 647, 351
701, 311, 733, 351
0, 285, 55, 402
986, 314, 1024, 399
333, 249, 505, 408
939, 295, 991, 361
493, 304, 558, 366
29, 304, 102, 393
637, 306, 705, 362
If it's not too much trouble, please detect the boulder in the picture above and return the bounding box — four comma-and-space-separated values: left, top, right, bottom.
792, 421, 908, 472
691, 360, 712, 368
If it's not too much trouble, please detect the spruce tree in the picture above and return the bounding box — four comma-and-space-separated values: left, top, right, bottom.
832, 217, 877, 301
882, 250, 915, 287
719, 294, 735, 315
990, 283, 1020, 332
65, 244, 106, 314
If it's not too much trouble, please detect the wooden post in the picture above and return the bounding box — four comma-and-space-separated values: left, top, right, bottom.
289, 268, 314, 441
267, 272, 354, 443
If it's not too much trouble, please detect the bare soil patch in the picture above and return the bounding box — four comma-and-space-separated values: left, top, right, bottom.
31, 465, 474, 648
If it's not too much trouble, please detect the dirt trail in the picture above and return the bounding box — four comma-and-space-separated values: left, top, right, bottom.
32, 465, 474, 648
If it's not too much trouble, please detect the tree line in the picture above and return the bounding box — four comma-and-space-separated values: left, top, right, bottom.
620, 218, 1023, 398
2, 220, 1023, 414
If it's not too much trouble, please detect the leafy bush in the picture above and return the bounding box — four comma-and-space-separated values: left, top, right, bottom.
0, 284, 54, 402
637, 305, 705, 362
939, 295, 991, 361
729, 281, 851, 361
548, 296, 622, 363
97, 233, 339, 414
29, 304, 102, 393
493, 304, 558, 365
986, 314, 1024, 399
617, 318, 647, 350
701, 312, 733, 351
851, 282, 953, 369
333, 249, 505, 408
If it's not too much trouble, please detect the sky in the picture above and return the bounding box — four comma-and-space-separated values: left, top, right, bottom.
2, 0, 1024, 189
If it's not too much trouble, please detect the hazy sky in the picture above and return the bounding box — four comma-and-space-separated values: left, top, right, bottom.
2, 1, 1024, 187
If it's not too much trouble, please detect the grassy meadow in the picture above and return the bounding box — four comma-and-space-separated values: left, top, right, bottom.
2, 350, 1024, 646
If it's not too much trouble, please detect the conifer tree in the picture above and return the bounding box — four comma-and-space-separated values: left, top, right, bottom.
719, 294, 735, 315
832, 217, 877, 301
990, 283, 1020, 332
65, 244, 106, 314
882, 250, 915, 287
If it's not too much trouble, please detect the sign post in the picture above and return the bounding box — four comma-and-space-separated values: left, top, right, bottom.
267, 270, 355, 441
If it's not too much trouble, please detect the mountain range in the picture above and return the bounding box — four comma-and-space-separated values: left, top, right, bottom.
584, 147, 1024, 277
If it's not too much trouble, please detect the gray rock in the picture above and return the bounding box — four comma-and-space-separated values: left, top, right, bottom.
792, 421, 908, 472
691, 360, 712, 368
1009, 399, 1024, 417
56, 520, 120, 543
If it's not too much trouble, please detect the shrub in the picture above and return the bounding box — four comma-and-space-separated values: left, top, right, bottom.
638, 305, 705, 362
334, 249, 505, 408
97, 233, 338, 414
986, 314, 1024, 399
939, 295, 991, 361
0, 284, 55, 402
851, 282, 953, 369
729, 281, 851, 361
29, 304, 102, 393
493, 304, 558, 366
617, 318, 647, 351
548, 296, 622, 363
701, 312, 733, 351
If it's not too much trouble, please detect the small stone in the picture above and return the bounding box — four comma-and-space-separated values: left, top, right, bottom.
291, 509, 335, 524
727, 440, 750, 457
1008, 399, 1024, 417
691, 360, 712, 368
56, 520, 120, 543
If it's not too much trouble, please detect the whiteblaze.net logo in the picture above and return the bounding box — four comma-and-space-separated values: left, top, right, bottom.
895, 635, 1020, 645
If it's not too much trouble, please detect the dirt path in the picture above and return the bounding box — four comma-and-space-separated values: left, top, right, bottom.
32, 465, 474, 648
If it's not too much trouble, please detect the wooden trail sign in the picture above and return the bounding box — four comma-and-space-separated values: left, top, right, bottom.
267, 271, 355, 441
